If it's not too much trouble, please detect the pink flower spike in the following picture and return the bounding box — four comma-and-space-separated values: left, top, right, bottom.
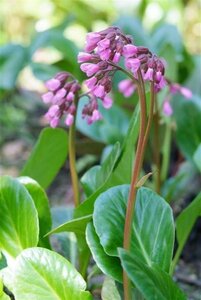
50, 117, 59, 128
125, 58, 141, 73
163, 100, 173, 116
85, 77, 97, 89
158, 77, 167, 89
65, 114, 74, 126
93, 85, 106, 98
77, 52, 92, 63
80, 63, 99, 77
180, 87, 192, 99
123, 44, 138, 58
42, 92, 53, 104
45, 78, 61, 91
66, 91, 75, 102
103, 95, 113, 109
144, 68, 154, 81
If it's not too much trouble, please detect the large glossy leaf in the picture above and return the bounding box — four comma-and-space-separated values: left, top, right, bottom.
12, 248, 92, 300
21, 128, 68, 189
76, 98, 129, 144
93, 185, 174, 272
101, 277, 121, 300
119, 249, 186, 300
18, 177, 52, 248
0, 176, 39, 260
86, 222, 122, 282
175, 192, 201, 262
173, 95, 201, 161
75, 106, 139, 218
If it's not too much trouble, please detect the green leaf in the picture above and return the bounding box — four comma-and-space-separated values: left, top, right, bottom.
12, 248, 92, 300
173, 95, 201, 161
101, 276, 121, 300
76, 98, 129, 144
0, 176, 39, 260
193, 144, 201, 172
0, 44, 28, 90
175, 192, 201, 260
75, 106, 139, 218
81, 142, 121, 196
17, 177, 52, 248
86, 222, 122, 282
119, 249, 186, 300
30, 62, 60, 81
47, 215, 92, 236
93, 185, 174, 272
21, 128, 68, 189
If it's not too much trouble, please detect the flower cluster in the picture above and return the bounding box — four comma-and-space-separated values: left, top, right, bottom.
78, 27, 133, 119
162, 83, 192, 116
78, 26, 166, 114
42, 72, 81, 127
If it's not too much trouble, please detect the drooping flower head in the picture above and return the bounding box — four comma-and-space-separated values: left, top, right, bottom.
42, 72, 81, 128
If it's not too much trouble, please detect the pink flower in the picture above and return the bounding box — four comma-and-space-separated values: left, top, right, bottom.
91, 109, 102, 122
97, 38, 110, 51
163, 100, 173, 116
66, 91, 75, 101
102, 95, 113, 109
47, 105, 60, 117
77, 52, 92, 63
93, 85, 106, 98
65, 114, 74, 126
42, 92, 53, 104
118, 79, 136, 97
45, 78, 61, 91
53, 88, 67, 102
113, 52, 121, 63
85, 77, 97, 89
180, 87, 192, 99
144, 68, 154, 81
85, 32, 101, 52
50, 117, 59, 128
123, 44, 138, 57
99, 48, 111, 61
125, 58, 141, 73
80, 63, 99, 77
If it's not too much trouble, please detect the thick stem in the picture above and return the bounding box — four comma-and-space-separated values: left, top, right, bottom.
123, 81, 156, 300
69, 97, 80, 207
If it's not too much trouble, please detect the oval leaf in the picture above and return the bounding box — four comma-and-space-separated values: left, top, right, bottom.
0, 176, 39, 260
18, 177, 52, 248
21, 128, 68, 189
93, 185, 174, 272
12, 248, 92, 300
86, 222, 122, 282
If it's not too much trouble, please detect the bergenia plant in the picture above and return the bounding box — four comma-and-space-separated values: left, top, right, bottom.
0, 26, 199, 300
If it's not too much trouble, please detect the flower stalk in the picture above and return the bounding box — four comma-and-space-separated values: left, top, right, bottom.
123, 81, 156, 300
